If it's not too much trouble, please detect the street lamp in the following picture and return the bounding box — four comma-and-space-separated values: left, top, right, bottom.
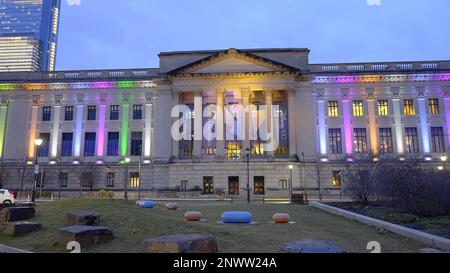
288, 164, 293, 204
123, 157, 130, 200
31, 138, 43, 203
245, 147, 250, 204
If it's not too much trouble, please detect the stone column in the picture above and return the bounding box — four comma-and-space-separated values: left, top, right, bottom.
120, 93, 130, 157
366, 88, 378, 155
443, 88, 450, 150
417, 87, 431, 154
28, 95, 40, 159
241, 88, 251, 154
96, 94, 107, 157
3, 95, 29, 160
0, 96, 9, 159
316, 91, 327, 157
50, 94, 62, 158
287, 89, 297, 157
391, 88, 404, 156
171, 91, 180, 159
215, 89, 225, 158
193, 91, 203, 158
341, 89, 352, 155
144, 93, 153, 158
152, 87, 173, 163
264, 89, 274, 157
74, 94, 85, 158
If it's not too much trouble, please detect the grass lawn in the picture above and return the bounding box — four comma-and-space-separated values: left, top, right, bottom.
0, 199, 427, 253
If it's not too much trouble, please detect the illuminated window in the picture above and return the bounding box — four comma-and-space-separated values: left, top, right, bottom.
353, 128, 367, 153
328, 101, 339, 117
226, 142, 241, 160
403, 99, 415, 116
251, 141, 264, 156
352, 100, 364, 117
429, 99, 439, 115
332, 171, 342, 187
254, 176, 265, 195
129, 172, 139, 188
431, 127, 445, 153
328, 128, 342, 154
379, 128, 393, 153
405, 127, 419, 153
106, 172, 115, 187
228, 176, 239, 195
203, 176, 214, 194
377, 100, 389, 116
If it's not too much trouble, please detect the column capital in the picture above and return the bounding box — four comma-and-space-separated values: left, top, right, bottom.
365, 88, 375, 101
122, 93, 130, 105
416, 86, 426, 100
54, 94, 63, 106
390, 87, 400, 100
216, 88, 225, 99
31, 95, 40, 106
99, 93, 108, 105
340, 88, 349, 100
76, 94, 85, 105
240, 88, 251, 99
145, 92, 154, 104
1, 95, 9, 107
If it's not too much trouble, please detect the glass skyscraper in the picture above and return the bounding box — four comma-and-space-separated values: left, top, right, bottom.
0, 0, 61, 71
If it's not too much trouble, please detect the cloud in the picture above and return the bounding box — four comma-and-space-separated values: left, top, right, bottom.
66, 0, 81, 6
367, 0, 382, 6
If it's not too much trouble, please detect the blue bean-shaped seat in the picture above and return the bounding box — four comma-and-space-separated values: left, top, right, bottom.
137, 200, 155, 208
221, 211, 253, 223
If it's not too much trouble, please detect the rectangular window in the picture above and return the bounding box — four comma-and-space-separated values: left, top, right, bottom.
107, 132, 119, 156
228, 176, 239, 195
130, 131, 142, 156
378, 100, 389, 116
328, 128, 342, 154
405, 127, 419, 153
87, 105, 96, 120
180, 180, 189, 192
64, 106, 74, 121
379, 128, 393, 153
129, 172, 139, 188
59, 172, 68, 188
332, 171, 342, 187
203, 176, 214, 194
37, 133, 50, 157
81, 172, 93, 188
429, 99, 439, 115
254, 176, 265, 195
352, 100, 364, 117
106, 172, 115, 187
279, 179, 288, 190
84, 132, 96, 156
133, 104, 143, 120
353, 128, 367, 153
327, 101, 339, 117
403, 99, 416, 116
226, 142, 241, 160
42, 106, 51, 121
110, 105, 119, 120
431, 127, 445, 153
61, 132, 73, 157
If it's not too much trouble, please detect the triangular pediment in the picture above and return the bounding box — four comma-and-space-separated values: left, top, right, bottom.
167, 48, 300, 75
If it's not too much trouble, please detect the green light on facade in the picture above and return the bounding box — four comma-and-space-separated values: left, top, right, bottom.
117, 81, 136, 89
0, 106, 8, 158
120, 104, 129, 156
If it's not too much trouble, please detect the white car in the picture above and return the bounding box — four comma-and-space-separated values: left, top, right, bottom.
0, 189, 15, 205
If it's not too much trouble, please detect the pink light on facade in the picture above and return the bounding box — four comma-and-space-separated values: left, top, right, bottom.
92, 82, 114, 89
97, 104, 106, 156
342, 99, 353, 154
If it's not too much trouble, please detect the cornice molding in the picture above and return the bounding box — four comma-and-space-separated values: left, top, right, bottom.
312, 73, 450, 84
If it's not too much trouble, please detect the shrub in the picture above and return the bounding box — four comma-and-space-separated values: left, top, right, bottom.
98, 189, 114, 199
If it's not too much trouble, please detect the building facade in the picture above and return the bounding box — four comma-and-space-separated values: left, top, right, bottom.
0, 48, 449, 199
0, 0, 61, 71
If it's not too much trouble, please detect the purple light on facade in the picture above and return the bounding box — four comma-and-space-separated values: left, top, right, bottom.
342, 99, 353, 154
335, 76, 358, 84
97, 104, 106, 156
91, 82, 114, 89
96, 160, 104, 165
444, 97, 450, 149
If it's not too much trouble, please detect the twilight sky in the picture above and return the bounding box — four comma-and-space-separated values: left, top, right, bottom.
56, 0, 450, 70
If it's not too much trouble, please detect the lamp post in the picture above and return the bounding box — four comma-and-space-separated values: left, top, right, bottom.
138, 144, 142, 200
288, 164, 293, 204
245, 147, 250, 204
31, 138, 43, 203
123, 157, 130, 200
440, 155, 447, 170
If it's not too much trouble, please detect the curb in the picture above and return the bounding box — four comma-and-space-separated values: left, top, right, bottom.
0, 244, 32, 253
310, 201, 450, 251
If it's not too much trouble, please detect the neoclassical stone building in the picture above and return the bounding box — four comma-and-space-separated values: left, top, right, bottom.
0, 48, 449, 198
